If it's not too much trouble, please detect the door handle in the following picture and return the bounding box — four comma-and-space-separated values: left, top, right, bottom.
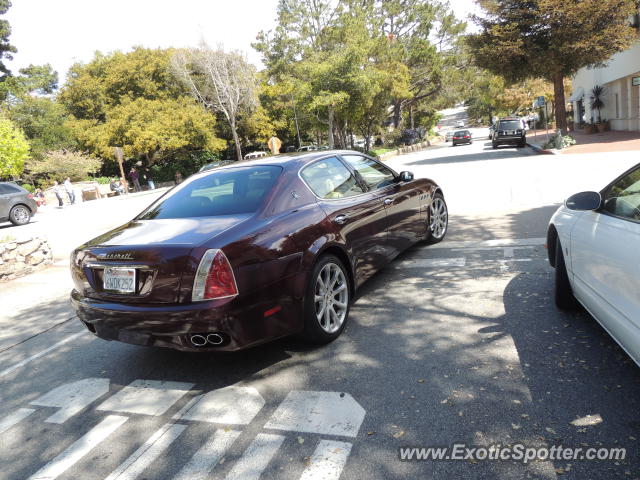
384, 198, 393, 206
334, 214, 348, 225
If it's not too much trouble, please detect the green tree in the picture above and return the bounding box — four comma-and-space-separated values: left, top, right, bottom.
59, 48, 224, 164
9, 96, 76, 159
29, 149, 101, 182
70, 97, 225, 162
0, 117, 29, 178
0, 0, 16, 78
468, 0, 638, 133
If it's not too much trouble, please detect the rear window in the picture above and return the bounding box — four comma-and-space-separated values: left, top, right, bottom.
454, 131, 469, 136
498, 120, 522, 130
138, 166, 282, 219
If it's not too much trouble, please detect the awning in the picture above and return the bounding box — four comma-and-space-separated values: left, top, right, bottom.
568, 87, 584, 102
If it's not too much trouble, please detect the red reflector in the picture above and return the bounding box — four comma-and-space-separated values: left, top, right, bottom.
204, 250, 238, 299
263, 305, 282, 317
28, 193, 33, 199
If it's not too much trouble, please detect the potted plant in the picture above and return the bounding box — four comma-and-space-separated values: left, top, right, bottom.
584, 123, 595, 134
590, 85, 606, 132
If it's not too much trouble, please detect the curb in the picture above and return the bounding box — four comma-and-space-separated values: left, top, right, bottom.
526, 141, 560, 155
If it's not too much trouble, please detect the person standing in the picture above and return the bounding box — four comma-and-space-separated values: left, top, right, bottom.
143, 168, 155, 190
64, 177, 75, 204
175, 171, 183, 185
53, 181, 64, 207
129, 167, 142, 192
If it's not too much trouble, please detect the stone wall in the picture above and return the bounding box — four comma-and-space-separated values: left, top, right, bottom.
377, 140, 434, 162
0, 237, 53, 281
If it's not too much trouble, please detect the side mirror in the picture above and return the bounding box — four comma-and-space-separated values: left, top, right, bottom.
566, 191, 602, 211
399, 171, 414, 182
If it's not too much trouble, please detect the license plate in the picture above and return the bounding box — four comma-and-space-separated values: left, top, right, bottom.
103, 267, 136, 293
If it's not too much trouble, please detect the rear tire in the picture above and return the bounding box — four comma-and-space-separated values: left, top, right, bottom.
425, 192, 448, 244
302, 255, 350, 344
554, 238, 578, 309
9, 205, 31, 226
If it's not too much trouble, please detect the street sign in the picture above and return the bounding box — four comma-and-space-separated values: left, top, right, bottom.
533, 96, 546, 108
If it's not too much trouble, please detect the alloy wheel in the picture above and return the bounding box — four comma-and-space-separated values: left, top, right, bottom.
11, 206, 30, 225
314, 262, 348, 334
429, 197, 448, 240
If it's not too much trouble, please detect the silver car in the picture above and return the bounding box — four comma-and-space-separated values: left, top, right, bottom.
0, 182, 38, 226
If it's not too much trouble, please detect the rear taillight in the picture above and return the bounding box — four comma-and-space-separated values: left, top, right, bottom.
28, 193, 33, 199
192, 249, 238, 301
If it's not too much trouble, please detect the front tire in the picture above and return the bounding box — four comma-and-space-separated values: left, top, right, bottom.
302, 255, 351, 344
9, 205, 31, 226
425, 192, 448, 244
554, 238, 577, 309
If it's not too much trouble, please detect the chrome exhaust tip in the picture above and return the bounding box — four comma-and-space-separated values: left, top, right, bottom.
207, 333, 224, 345
190, 334, 208, 347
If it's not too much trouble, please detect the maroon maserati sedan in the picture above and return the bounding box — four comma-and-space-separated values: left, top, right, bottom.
70, 151, 448, 351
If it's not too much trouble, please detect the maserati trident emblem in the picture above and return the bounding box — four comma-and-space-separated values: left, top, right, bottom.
98, 252, 134, 260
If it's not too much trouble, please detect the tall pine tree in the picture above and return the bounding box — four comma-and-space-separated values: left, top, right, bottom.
0, 0, 16, 78
468, 0, 638, 133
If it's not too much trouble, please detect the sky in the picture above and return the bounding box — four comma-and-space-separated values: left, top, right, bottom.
5, 0, 482, 85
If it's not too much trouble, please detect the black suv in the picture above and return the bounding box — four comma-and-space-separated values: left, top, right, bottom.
0, 182, 38, 226
491, 117, 526, 149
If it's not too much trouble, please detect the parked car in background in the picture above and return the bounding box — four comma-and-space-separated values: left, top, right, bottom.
445, 131, 454, 142
0, 182, 38, 226
198, 160, 235, 172
491, 117, 526, 149
452, 130, 472, 146
297, 145, 318, 152
70, 150, 448, 352
455, 120, 465, 128
548, 163, 640, 366
244, 151, 268, 160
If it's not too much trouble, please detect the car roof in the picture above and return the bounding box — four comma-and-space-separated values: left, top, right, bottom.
198, 150, 367, 172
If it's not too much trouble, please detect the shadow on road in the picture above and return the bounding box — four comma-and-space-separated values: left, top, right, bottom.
2, 207, 638, 479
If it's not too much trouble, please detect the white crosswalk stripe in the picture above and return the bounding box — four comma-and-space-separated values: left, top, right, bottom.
105, 422, 187, 480
0, 407, 35, 435
225, 433, 286, 480
30, 378, 110, 424
299, 440, 353, 480
4, 381, 365, 480
97, 379, 194, 417
28, 415, 128, 480
174, 429, 241, 480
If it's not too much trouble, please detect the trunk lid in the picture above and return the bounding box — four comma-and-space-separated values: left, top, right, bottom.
73, 216, 251, 304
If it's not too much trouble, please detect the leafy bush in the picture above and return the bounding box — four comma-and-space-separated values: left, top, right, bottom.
150, 151, 222, 182
91, 176, 113, 184
29, 149, 101, 181
20, 183, 35, 192
543, 134, 576, 150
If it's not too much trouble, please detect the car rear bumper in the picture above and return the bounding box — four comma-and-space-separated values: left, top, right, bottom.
70, 287, 302, 352
495, 136, 525, 145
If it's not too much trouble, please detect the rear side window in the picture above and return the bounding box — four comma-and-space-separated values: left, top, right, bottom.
0, 184, 21, 194
300, 157, 365, 199
138, 166, 282, 219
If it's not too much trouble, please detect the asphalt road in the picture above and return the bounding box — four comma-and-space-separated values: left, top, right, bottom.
1, 140, 639, 480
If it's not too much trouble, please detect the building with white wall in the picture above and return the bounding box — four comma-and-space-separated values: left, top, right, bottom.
570, 20, 640, 131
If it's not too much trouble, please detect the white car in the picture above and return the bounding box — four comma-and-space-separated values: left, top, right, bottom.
455, 120, 465, 128
244, 151, 268, 160
548, 163, 640, 366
